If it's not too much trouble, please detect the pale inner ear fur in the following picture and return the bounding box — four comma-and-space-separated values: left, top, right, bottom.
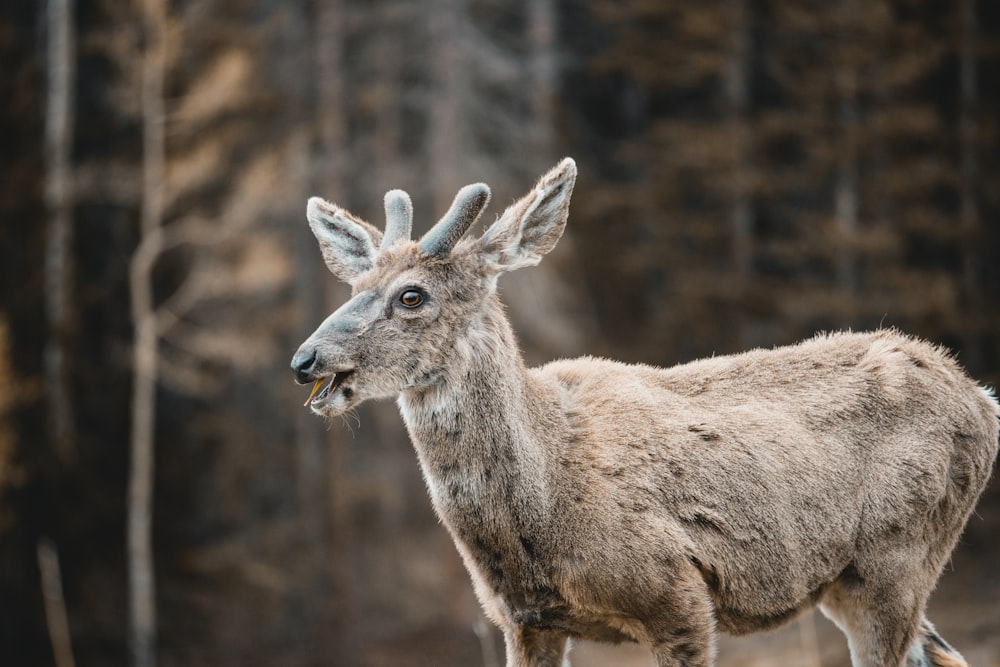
480, 157, 576, 272
307, 196, 382, 281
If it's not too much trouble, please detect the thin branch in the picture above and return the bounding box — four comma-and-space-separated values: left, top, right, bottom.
156, 348, 223, 396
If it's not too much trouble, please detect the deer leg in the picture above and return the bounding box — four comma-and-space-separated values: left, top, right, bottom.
649, 629, 714, 667
502, 625, 568, 667
645, 587, 717, 667
820, 577, 926, 667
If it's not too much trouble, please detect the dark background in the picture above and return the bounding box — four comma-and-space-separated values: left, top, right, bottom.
1, 0, 998, 665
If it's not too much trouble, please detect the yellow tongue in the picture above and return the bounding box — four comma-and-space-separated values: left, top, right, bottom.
304, 378, 325, 407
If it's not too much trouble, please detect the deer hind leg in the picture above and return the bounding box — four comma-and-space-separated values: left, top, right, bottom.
822, 597, 968, 667
502, 626, 569, 667
819, 573, 926, 667
819, 580, 966, 667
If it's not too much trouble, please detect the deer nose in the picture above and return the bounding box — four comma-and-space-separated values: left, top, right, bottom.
291, 347, 318, 384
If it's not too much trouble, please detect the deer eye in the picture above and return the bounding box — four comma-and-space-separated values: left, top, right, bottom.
399, 289, 424, 308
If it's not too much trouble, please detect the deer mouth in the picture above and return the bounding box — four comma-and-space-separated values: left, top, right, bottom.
304, 370, 355, 408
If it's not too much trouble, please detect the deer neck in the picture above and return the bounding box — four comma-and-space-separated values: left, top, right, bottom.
397, 302, 561, 527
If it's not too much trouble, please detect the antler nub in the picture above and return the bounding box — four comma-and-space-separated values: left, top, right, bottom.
382, 189, 413, 250
419, 183, 492, 257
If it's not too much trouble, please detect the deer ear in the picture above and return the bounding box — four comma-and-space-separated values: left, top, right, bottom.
307, 197, 384, 282
480, 158, 576, 272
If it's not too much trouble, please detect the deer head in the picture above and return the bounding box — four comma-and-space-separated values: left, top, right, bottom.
291, 158, 577, 416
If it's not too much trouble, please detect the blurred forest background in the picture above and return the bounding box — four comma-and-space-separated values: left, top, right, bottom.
1, 0, 999, 666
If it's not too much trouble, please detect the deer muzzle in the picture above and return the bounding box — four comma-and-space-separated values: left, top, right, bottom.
291, 289, 382, 385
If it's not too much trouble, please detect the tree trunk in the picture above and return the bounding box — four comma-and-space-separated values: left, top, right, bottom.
724, 0, 753, 346
37, 539, 77, 667
529, 0, 556, 160
128, 0, 166, 665
372, 4, 401, 181
303, 0, 347, 660
428, 0, 463, 212
44, 0, 75, 461
835, 0, 860, 301
959, 0, 980, 369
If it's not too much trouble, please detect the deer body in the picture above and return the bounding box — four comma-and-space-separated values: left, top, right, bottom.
292, 159, 998, 667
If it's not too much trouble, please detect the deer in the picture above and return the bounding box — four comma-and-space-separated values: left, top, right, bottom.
291, 158, 999, 667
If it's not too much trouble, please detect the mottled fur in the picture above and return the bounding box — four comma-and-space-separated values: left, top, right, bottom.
292, 159, 999, 667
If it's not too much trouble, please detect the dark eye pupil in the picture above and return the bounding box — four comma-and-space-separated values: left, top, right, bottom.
401, 290, 422, 307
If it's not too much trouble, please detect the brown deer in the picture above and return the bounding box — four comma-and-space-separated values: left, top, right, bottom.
291, 158, 998, 667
